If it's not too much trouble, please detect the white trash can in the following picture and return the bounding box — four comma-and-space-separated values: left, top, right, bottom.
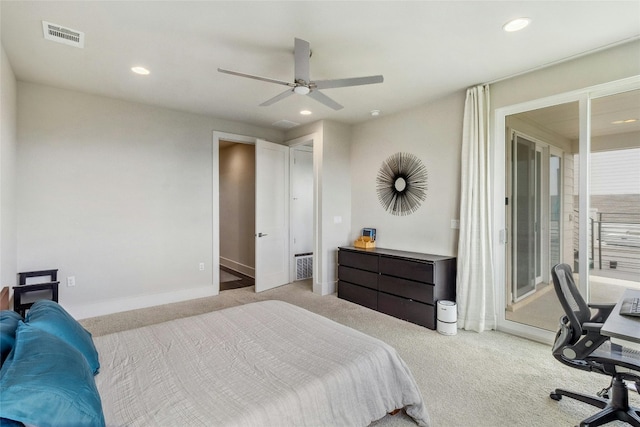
436, 300, 457, 335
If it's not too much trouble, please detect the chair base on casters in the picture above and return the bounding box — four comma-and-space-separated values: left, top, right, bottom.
550, 377, 640, 427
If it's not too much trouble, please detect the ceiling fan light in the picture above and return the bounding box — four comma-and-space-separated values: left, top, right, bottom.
294, 86, 310, 95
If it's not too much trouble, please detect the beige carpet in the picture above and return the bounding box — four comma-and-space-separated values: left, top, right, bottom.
81, 281, 639, 427
506, 274, 640, 332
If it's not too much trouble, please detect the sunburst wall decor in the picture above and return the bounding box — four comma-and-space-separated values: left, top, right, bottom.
376, 152, 428, 216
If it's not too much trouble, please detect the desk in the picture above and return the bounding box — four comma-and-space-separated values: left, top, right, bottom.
601, 288, 640, 345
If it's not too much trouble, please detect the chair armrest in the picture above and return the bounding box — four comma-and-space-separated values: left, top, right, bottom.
582, 322, 604, 333
563, 326, 608, 361
588, 303, 615, 323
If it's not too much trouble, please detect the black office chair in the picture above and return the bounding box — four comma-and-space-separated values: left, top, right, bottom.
549, 263, 640, 426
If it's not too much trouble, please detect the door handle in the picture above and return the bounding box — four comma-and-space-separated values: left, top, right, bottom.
257, 232, 268, 237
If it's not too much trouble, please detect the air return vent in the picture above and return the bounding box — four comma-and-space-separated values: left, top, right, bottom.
42, 21, 84, 48
295, 253, 313, 280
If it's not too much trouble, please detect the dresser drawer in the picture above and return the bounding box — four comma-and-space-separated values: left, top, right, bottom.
378, 275, 433, 304
378, 292, 435, 329
338, 281, 377, 310
338, 250, 378, 272
379, 257, 433, 283
338, 265, 378, 290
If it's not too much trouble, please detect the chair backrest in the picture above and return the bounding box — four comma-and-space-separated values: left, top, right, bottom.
551, 263, 591, 340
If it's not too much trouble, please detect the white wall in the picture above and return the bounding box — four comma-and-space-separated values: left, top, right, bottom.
350, 92, 464, 256
285, 121, 352, 295
318, 121, 352, 294
17, 82, 282, 318
492, 40, 640, 110
1, 45, 18, 289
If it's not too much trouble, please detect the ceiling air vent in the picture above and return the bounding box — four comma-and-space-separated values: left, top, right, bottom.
272, 119, 300, 129
42, 21, 84, 48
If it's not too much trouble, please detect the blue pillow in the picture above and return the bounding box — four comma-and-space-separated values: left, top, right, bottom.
25, 300, 99, 374
0, 322, 105, 427
0, 311, 23, 365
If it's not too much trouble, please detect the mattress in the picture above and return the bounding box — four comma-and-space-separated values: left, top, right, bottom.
93, 300, 430, 426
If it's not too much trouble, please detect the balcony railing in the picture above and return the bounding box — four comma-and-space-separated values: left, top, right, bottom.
574, 211, 640, 274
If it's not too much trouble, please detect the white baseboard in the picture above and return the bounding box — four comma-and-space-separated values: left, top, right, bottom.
67, 284, 219, 320
314, 280, 337, 296
220, 257, 255, 278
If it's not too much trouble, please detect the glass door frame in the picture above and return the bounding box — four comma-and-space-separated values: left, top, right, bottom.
510, 132, 553, 303
511, 132, 537, 303
493, 76, 640, 344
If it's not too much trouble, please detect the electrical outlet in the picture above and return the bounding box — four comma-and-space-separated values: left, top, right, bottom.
199, 262, 205, 271
67, 276, 76, 287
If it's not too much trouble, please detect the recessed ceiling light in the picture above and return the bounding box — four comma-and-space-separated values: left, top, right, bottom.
300, 110, 312, 115
131, 66, 150, 75
503, 17, 531, 32
370, 110, 381, 117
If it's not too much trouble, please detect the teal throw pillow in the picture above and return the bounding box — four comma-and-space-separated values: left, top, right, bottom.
0, 311, 23, 366
25, 300, 99, 374
0, 322, 105, 427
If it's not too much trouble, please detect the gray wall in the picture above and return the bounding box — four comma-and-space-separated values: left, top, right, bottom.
350, 92, 465, 257
16, 82, 282, 318
1, 46, 18, 288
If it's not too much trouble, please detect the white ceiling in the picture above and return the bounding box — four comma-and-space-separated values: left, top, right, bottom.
2, 1, 639, 131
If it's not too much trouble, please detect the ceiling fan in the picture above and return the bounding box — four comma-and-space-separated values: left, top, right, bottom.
218, 38, 383, 111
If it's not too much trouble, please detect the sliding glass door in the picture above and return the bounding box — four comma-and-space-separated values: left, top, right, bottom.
512, 134, 536, 301
504, 103, 576, 333
498, 79, 640, 342
549, 152, 562, 270
587, 90, 640, 304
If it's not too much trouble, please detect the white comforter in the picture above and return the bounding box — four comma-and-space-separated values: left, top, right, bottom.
94, 300, 430, 426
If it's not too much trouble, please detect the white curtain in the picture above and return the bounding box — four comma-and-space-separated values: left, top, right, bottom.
457, 84, 496, 332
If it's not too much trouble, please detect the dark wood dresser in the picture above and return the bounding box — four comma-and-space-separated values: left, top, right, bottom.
337, 246, 456, 330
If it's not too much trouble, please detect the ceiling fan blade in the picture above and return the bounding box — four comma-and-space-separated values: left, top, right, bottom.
218, 68, 294, 87
308, 90, 343, 110
294, 38, 310, 83
260, 89, 295, 106
314, 75, 384, 90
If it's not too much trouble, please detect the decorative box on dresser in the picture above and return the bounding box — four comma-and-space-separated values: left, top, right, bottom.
337, 246, 456, 330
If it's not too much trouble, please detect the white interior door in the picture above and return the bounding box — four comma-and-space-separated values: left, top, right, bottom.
255, 139, 290, 292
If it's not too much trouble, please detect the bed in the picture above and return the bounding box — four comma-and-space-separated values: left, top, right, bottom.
0, 300, 429, 426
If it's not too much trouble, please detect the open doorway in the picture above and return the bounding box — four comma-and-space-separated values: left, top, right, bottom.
219, 140, 255, 291
213, 131, 319, 294
290, 143, 314, 285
